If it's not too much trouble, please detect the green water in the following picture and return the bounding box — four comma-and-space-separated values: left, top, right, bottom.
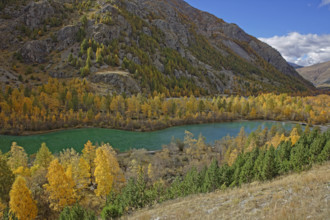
0, 121, 296, 154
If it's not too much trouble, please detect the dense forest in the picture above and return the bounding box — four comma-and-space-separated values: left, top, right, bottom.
0, 78, 329, 135
0, 125, 329, 219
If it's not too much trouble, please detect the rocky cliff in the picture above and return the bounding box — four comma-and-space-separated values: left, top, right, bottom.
0, 0, 315, 95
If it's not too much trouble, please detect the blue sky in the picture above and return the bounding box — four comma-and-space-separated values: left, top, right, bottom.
185, 0, 330, 66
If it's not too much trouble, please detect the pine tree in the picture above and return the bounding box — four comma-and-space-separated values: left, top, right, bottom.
34, 142, 54, 169
202, 159, 220, 192
9, 176, 38, 220
44, 159, 76, 211
317, 140, 330, 163
261, 146, 277, 180
59, 203, 96, 220
290, 140, 309, 172
0, 157, 15, 203
275, 141, 292, 174
309, 133, 326, 163
239, 147, 259, 184
231, 153, 246, 186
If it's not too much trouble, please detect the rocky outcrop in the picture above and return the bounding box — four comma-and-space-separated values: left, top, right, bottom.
19, 40, 49, 63
89, 71, 141, 94
23, 0, 55, 29
56, 25, 79, 51
248, 40, 301, 78
0, 68, 20, 86
122, 0, 309, 84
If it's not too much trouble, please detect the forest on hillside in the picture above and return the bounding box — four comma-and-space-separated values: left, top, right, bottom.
0, 124, 329, 219
0, 78, 329, 135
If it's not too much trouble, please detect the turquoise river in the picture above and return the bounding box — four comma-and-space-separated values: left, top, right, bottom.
0, 121, 298, 154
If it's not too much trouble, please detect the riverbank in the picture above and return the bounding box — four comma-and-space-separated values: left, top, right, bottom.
3, 118, 327, 137
0, 121, 300, 154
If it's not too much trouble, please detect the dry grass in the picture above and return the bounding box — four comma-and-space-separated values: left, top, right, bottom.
125, 162, 330, 220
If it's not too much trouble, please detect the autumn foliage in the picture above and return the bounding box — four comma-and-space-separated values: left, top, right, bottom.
0, 79, 328, 135
9, 176, 38, 220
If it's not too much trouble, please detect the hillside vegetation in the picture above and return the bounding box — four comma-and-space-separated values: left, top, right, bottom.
0, 0, 314, 95
128, 162, 330, 220
0, 78, 329, 135
0, 124, 329, 219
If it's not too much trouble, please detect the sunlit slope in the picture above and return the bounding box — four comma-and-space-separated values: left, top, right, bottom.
128, 162, 330, 220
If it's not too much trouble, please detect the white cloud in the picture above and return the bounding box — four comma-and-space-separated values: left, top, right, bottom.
320, 0, 330, 7
259, 32, 330, 66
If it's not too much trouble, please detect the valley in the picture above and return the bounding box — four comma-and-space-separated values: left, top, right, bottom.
0, 0, 329, 219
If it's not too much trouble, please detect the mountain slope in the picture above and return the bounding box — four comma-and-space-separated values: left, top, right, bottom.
127, 162, 330, 220
288, 62, 303, 69
297, 61, 330, 88
0, 0, 314, 95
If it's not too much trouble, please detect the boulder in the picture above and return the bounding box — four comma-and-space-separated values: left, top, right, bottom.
56, 25, 79, 51
23, 0, 55, 29
19, 40, 49, 63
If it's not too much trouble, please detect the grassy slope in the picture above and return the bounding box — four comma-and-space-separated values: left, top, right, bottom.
126, 162, 330, 220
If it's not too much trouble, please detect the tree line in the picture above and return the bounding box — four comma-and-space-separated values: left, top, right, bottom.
0, 78, 329, 135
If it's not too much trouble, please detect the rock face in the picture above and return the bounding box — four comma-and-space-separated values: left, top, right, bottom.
89, 71, 141, 94
0, 68, 20, 86
56, 25, 79, 51
124, 0, 305, 80
23, 0, 55, 29
20, 40, 49, 63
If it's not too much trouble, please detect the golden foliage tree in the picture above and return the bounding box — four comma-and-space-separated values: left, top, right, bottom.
0, 201, 6, 219
9, 176, 38, 220
7, 142, 28, 171
94, 144, 120, 197
44, 159, 76, 211
82, 140, 96, 184
34, 143, 54, 169
75, 158, 90, 191
289, 128, 300, 146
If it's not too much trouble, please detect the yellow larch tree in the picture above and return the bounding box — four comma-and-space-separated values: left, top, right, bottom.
9, 176, 38, 220
0, 201, 6, 219
94, 144, 120, 197
34, 143, 54, 169
266, 133, 282, 149
94, 147, 112, 197
7, 142, 28, 171
289, 128, 300, 145
44, 159, 76, 211
74, 158, 91, 192
13, 166, 31, 177
82, 140, 96, 185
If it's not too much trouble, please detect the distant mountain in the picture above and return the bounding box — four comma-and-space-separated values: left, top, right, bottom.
288, 62, 303, 69
297, 61, 330, 88
0, 0, 314, 95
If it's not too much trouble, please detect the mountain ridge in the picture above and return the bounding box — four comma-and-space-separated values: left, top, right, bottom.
0, 0, 315, 95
